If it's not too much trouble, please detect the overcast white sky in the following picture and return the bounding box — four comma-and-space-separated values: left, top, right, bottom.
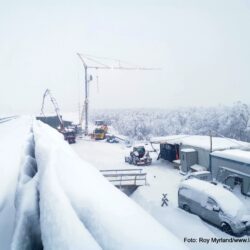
0, 0, 250, 114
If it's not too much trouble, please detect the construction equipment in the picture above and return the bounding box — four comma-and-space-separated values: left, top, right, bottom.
106, 135, 119, 143
40, 89, 76, 144
125, 146, 152, 166
92, 120, 108, 140
93, 128, 106, 140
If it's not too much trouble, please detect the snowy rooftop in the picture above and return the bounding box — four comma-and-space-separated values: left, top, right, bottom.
181, 148, 196, 153
150, 135, 250, 151
211, 149, 250, 164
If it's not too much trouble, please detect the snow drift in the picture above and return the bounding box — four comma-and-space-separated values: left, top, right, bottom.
11, 133, 42, 250
0, 117, 32, 250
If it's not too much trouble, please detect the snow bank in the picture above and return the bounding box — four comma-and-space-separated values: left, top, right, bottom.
11, 132, 42, 250
33, 121, 188, 250
11, 173, 42, 250
0, 116, 32, 250
0, 117, 32, 210
211, 149, 250, 164
38, 152, 101, 250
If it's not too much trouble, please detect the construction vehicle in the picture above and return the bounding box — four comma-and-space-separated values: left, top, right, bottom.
62, 129, 76, 144
93, 120, 108, 140
106, 135, 119, 143
125, 146, 152, 166
40, 89, 76, 144
93, 128, 106, 140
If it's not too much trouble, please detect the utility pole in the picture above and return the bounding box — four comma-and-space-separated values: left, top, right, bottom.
210, 130, 213, 153
77, 53, 91, 135
209, 130, 213, 172
77, 53, 160, 136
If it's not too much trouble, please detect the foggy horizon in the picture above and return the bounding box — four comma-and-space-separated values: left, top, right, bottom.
1, 0, 250, 115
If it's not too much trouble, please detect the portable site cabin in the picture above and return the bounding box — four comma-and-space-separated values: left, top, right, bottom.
211, 149, 250, 196
150, 135, 249, 174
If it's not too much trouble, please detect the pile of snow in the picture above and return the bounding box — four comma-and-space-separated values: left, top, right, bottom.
151, 135, 250, 151
33, 121, 187, 250
38, 154, 101, 250
211, 149, 250, 164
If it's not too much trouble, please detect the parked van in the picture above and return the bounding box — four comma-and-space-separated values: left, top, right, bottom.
178, 179, 250, 235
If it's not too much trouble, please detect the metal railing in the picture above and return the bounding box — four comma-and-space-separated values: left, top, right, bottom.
100, 169, 147, 188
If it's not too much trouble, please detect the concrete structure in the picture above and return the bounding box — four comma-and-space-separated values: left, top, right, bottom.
211, 149, 250, 196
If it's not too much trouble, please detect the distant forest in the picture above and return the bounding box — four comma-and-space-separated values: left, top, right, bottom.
91, 102, 250, 142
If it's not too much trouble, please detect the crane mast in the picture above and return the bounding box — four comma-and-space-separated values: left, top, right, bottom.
77, 53, 160, 135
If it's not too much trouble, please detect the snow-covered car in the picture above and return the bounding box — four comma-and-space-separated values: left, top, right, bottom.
178, 179, 250, 235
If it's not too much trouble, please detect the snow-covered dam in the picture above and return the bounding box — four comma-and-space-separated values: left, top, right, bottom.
0, 117, 187, 250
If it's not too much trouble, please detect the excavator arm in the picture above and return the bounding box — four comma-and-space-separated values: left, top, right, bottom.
40, 89, 65, 131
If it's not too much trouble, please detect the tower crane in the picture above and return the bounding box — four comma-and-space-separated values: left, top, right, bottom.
77, 53, 160, 135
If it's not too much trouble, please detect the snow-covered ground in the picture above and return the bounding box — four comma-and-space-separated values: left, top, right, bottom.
1, 116, 250, 249
72, 137, 250, 250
